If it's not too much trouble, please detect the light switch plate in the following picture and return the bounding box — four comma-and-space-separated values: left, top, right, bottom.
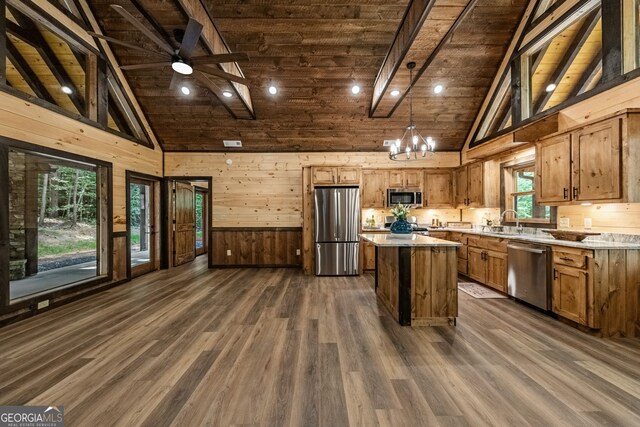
296, 249, 301, 256
226, 250, 231, 256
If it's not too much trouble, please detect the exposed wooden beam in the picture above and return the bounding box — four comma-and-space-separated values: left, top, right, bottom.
0, 1, 6, 85
601, 0, 622, 82
6, 39, 57, 104
7, 5, 86, 114
533, 9, 601, 114
569, 48, 602, 98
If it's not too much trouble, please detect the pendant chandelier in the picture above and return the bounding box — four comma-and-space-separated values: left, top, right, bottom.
389, 61, 436, 161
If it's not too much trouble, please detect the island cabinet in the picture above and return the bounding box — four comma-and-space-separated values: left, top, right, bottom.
362, 233, 460, 326
362, 170, 388, 208
454, 162, 483, 208
536, 111, 640, 205
389, 170, 423, 189
424, 171, 453, 207
312, 166, 360, 185
465, 235, 508, 293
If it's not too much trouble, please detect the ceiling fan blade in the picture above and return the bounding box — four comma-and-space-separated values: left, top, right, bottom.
190, 52, 250, 65
87, 32, 168, 58
193, 71, 223, 94
178, 18, 203, 59
110, 4, 175, 55
197, 65, 249, 85
121, 62, 169, 70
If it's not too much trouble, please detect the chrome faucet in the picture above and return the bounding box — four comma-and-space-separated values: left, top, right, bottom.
500, 209, 523, 233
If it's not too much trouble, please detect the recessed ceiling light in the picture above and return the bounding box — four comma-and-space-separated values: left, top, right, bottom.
180, 86, 190, 95
222, 91, 233, 98
433, 84, 444, 94
351, 85, 361, 95
546, 83, 557, 92
390, 90, 400, 97
171, 60, 193, 75
268, 85, 277, 95
61, 86, 72, 94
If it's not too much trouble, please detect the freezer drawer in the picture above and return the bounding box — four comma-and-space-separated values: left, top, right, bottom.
315, 242, 359, 276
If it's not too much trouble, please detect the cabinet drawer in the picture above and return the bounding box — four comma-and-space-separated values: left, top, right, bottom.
467, 236, 483, 248
484, 237, 508, 253
429, 231, 448, 239
553, 249, 591, 269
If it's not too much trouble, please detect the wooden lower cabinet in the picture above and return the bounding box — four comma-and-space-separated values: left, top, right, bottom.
363, 241, 376, 271
467, 247, 486, 283
485, 250, 507, 293
552, 265, 588, 325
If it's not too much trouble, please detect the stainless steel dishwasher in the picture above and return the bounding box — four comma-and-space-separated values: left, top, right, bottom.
507, 242, 551, 310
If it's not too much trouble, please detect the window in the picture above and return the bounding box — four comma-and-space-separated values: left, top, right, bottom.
3, 145, 110, 302
502, 161, 555, 225
521, 3, 602, 119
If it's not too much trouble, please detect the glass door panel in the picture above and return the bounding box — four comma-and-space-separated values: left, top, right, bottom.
129, 180, 154, 275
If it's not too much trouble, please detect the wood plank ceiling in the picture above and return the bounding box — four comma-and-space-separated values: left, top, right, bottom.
90, 0, 527, 152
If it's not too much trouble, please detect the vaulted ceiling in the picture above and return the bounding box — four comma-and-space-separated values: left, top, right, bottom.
90, 0, 528, 152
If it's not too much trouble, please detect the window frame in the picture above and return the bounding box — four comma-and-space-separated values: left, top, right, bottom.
0, 136, 113, 314
500, 158, 557, 227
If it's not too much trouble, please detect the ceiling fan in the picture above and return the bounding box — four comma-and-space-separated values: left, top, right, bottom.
89, 4, 249, 93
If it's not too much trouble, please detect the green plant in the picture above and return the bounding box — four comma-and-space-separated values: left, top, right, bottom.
390, 203, 410, 220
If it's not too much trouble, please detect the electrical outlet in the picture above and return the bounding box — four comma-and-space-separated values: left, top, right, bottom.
37, 300, 49, 310
226, 249, 231, 256
296, 249, 301, 256
559, 217, 570, 228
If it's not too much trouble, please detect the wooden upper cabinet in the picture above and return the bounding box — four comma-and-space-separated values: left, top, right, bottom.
404, 170, 423, 188
454, 162, 483, 208
389, 170, 422, 189
467, 162, 484, 208
536, 134, 572, 203
454, 167, 468, 207
338, 167, 361, 185
312, 167, 336, 185
312, 167, 361, 186
572, 119, 622, 201
362, 170, 387, 208
424, 171, 453, 207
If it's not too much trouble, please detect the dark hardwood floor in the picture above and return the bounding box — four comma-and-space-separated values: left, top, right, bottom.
1, 257, 640, 426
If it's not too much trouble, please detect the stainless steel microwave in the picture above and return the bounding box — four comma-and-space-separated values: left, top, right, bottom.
387, 189, 423, 207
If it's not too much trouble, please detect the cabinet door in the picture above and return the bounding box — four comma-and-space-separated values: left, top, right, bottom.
362, 170, 387, 208
313, 167, 336, 185
338, 167, 361, 185
467, 162, 484, 208
363, 241, 376, 270
536, 135, 572, 203
454, 167, 468, 207
485, 250, 507, 293
467, 247, 486, 283
425, 171, 453, 207
552, 265, 588, 325
389, 171, 404, 188
404, 170, 423, 189
572, 119, 622, 201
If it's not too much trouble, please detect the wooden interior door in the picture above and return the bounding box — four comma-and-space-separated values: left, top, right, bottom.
174, 181, 196, 266
572, 119, 622, 201
536, 134, 572, 203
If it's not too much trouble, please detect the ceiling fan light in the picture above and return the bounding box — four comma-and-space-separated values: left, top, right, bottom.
172, 60, 193, 75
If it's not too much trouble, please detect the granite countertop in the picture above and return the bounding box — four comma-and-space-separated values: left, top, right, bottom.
360, 233, 461, 247
444, 228, 640, 250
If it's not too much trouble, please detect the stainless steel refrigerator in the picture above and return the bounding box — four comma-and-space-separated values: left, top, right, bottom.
314, 187, 360, 276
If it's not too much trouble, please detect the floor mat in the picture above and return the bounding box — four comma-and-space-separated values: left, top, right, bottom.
458, 282, 508, 299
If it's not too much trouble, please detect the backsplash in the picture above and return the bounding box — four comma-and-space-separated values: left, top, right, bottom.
362, 208, 461, 227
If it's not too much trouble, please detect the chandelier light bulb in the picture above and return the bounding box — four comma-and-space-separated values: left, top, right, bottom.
395, 139, 401, 147
421, 144, 427, 152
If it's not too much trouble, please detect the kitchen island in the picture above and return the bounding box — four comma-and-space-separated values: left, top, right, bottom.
361, 233, 461, 326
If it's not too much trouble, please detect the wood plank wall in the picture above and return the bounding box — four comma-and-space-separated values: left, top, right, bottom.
211, 228, 301, 267
0, 92, 163, 233
164, 152, 460, 227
